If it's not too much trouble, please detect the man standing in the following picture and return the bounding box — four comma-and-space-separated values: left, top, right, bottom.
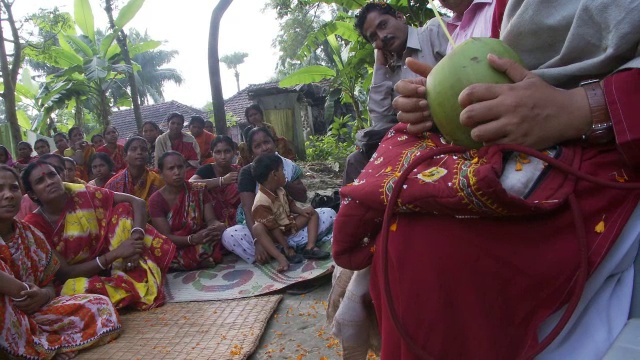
342, 2, 447, 185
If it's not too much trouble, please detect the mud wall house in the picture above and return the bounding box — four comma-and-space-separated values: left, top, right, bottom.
224, 80, 336, 161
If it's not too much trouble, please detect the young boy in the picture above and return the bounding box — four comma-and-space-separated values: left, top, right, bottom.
251, 153, 330, 272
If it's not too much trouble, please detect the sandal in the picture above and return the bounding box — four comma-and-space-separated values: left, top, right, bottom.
302, 247, 330, 260
281, 248, 304, 264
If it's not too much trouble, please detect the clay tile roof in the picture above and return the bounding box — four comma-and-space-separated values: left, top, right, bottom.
109, 100, 208, 140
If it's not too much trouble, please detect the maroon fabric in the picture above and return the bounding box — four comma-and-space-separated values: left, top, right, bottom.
332, 123, 640, 359
604, 68, 640, 167
491, 0, 508, 38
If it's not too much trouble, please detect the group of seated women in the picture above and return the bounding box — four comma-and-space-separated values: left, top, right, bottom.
1, 105, 335, 358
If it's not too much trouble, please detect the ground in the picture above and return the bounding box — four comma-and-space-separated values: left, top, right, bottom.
249, 162, 364, 360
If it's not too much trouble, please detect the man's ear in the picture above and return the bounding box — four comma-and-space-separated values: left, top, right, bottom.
396, 12, 406, 22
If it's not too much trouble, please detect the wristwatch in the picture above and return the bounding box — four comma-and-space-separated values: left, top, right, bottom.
580, 79, 614, 145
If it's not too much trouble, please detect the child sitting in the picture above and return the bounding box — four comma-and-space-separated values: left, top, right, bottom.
251, 153, 330, 272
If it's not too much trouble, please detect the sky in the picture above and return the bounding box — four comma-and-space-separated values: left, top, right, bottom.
13, 0, 282, 109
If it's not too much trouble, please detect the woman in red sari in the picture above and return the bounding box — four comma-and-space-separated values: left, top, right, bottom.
190, 135, 240, 226
0, 165, 121, 359
96, 125, 126, 173
22, 160, 176, 310
14, 141, 37, 172
104, 136, 164, 202
149, 151, 226, 270
153, 112, 200, 178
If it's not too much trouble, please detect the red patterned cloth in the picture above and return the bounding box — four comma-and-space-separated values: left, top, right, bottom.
96, 144, 126, 173
24, 184, 175, 310
333, 123, 640, 359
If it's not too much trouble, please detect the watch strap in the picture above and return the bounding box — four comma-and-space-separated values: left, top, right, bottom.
580, 79, 614, 145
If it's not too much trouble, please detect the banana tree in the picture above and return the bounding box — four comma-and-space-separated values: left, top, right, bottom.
25, 0, 157, 134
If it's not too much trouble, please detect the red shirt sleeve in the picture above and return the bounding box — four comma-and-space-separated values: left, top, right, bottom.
603, 68, 640, 167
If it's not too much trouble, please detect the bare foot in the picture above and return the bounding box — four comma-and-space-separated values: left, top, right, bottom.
275, 255, 289, 273
55, 351, 77, 360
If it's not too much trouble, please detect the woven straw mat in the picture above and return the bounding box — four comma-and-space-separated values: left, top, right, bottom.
77, 294, 283, 360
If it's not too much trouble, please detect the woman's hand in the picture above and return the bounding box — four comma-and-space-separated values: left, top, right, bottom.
114, 237, 144, 260
122, 254, 141, 270
13, 283, 52, 314
222, 172, 238, 185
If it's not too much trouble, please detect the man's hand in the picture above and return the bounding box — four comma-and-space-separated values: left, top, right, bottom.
458, 54, 592, 149
392, 58, 434, 134
375, 49, 389, 67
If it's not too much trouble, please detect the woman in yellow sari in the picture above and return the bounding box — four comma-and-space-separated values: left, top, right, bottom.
104, 136, 164, 201
0, 165, 121, 359
22, 160, 176, 310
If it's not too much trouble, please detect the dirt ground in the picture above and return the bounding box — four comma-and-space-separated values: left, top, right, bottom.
249, 162, 363, 360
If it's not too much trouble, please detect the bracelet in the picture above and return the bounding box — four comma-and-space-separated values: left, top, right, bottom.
10, 282, 30, 302
96, 256, 107, 270
219, 177, 223, 187
252, 238, 258, 245
188, 235, 194, 245
130, 227, 145, 237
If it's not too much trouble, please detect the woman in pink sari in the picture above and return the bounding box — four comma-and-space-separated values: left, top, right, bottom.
190, 135, 240, 226
0, 165, 121, 359
149, 151, 226, 270
96, 125, 126, 173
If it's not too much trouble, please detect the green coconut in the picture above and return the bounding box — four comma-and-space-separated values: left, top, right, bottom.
426, 37, 523, 149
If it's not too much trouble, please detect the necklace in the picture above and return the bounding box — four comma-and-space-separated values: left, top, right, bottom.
38, 207, 61, 230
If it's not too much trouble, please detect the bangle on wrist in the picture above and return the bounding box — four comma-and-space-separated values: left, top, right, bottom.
219, 177, 223, 187
188, 235, 194, 245
10, 282, 30, 302
130, 227, 145, 237
96, 256, 107, 270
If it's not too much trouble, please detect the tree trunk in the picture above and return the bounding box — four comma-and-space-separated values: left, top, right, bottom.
0, 0, 23, 153
208, 0, 233, 135
234, 69, 240, 93
104, 0, 144, 133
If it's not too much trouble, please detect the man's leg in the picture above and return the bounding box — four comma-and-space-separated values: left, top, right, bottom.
343, 150, 369, 186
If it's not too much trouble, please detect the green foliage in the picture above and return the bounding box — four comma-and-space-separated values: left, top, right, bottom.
305, 115, 355, 163
219, 52, 249, 70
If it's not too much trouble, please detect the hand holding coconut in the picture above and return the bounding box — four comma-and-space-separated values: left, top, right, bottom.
394, 40, 593, 150
459, 54, 592, 150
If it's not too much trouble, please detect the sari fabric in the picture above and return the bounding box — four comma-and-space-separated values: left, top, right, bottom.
96, 144, 126, 173
64, 147, 94, 182
149, 182, 219, 270
104, 168, 164, 201
154, 132, 200, 178
0, 220, 121, 359
24, 183, 176, 310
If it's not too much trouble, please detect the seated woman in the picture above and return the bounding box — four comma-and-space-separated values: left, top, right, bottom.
222, 127, 336, 265
22, 160, 176, 310
238, 104, 296, 166
0, 145, 15, 167
149, 151, 226, 270
87, 152, 115, 188
96, 125, 126, 173
0, 165, 121, 359
104, 136, 164, 202
16, 154, 67, 221
64, 127, 94, 182
142, 120, 162, 169
91, 133, 105, 149
14, 141, 37, 172
190, 135, 240, 226
63, 157, 87, 185
154, 112, 200, 178
34, 138, 51, 157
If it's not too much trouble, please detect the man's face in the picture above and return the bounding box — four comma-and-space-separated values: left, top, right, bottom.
362, 10, 408, 54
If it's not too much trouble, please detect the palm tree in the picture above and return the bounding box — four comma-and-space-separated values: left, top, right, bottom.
220, 51, 248, 93
112, 29, 184, 105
